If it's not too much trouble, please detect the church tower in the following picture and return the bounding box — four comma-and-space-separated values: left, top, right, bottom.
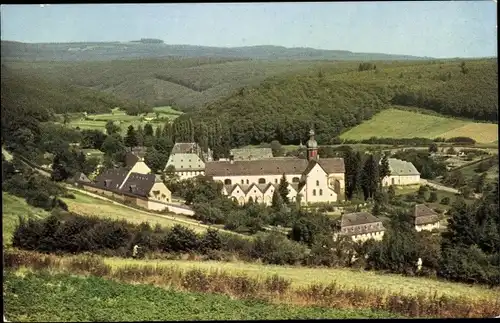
306, 129, 318, 161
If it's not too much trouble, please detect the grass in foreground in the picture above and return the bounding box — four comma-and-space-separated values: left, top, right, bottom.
2, 192, 49, 244
4, 269, 396, 321
339, 108, 498, 143
5, 250, 499, 318
102, 256, 498, 301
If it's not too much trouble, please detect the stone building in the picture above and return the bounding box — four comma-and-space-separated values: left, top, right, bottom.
338, 212, 386, 242
205, 130, 345, 205
164, 142, 213, 180
381, 158, 421, 187
413, 204, 441, 232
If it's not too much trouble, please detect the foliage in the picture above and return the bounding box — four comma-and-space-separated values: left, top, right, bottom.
3, 269, 401, 321
392, 149, 447, 180
439, 187, 500, 286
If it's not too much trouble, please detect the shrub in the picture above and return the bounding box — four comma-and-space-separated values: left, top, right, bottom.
161, 225, 200, 253
439, 196, 450, 205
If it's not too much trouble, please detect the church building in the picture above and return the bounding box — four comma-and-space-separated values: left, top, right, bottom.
205, 130, 346, 205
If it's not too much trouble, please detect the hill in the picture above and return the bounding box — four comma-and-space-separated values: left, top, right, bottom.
176, 59, 497, 147
339, 108, 498, 143
1, 40, 432, 62
2, 58, 363, 112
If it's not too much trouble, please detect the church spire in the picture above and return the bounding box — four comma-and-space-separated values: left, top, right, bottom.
306, 129, 318, 161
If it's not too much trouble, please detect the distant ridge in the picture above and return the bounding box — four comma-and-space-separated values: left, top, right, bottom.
1, 40, 433, 62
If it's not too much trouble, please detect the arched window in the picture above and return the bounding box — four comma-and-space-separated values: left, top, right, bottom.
224, 179, 232, 185
258, 178, 266, 184
316, 180, 320, 186
246, 179, 249, 184
313, 189, 316, 196
241, 179, 244, 184
319, 189, 323, 196
292, 177, 300, 183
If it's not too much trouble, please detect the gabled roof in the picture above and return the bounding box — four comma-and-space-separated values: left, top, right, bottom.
388, 158, 420, 176
318, 158, 345, 174
171, 142, 201, 154
205, 158, 307, 177
120, 173, 157, 198
341, 212, 383, 227
94, 168, 129, 190
413, 204, 440, 225
230, 148, 273, 160
224, 182, 298, 196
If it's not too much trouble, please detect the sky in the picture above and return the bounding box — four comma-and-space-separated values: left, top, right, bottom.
0, 2, 497, 58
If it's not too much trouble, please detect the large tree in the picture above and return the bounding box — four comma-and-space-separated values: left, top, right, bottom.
379, 153, 391, 185
105, 120, 120, 135
278, 173, 290, 204
124, 125, 138, 148
361, 154, 379, 200
144, 147, 168, 174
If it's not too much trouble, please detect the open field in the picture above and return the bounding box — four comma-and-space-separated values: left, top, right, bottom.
3, 269, 397, 321
60, 106, 183, 134
101, 257, 498, 300
339, 108, 498, 143
61, 190, 208, 233
61, 189, 248, 238
2, 192, 50, 244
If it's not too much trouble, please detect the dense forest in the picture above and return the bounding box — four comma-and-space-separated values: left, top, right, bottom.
1, 58, 497, 152
171, 59, 497, 148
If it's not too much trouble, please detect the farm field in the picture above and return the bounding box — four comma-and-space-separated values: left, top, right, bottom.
61, 106, 183, 134
2, 192, 50, 244
339, 108, 498, 143
4, 270, 395, 322
101, 257, 498, 300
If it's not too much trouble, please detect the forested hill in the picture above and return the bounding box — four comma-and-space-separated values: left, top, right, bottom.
1, 40, 432, 62
175, 59, 498, 147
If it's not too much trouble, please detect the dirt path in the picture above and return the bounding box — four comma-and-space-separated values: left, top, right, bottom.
420, 179, 481, 199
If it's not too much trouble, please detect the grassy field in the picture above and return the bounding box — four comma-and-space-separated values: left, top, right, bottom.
62, 106, 183, 134
2, 192, 50, 244
61, 189, 247, 238
4, 270, 395, 321
101, 257, 497, 300
339, 108, 498, 143
61, 190, 207, 233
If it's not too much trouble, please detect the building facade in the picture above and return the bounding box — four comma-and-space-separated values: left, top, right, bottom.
78, 159, 174, 212
382, 158, 421, 187
413, 204, 441, 232
338, 212, 386, 242
165, 142, 212, 180
205, 130, 345, 206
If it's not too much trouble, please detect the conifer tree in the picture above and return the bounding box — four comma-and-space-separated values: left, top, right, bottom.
124, 125, 138, 148
278, 173, 290, 204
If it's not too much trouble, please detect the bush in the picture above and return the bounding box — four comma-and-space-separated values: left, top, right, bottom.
427, 192, 438, 203
161, 225, 200, 253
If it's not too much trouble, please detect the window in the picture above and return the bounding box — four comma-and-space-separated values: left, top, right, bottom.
189, 159, 191, 162
316, 180, 319, 186
292, 177, 300, 183
181, 165, 183, 168
274, 179, 278, 184
224, 179, 232, 185
258, 178, 266, 184
246, 179, 249, 184
241, 179, 244, 184
319, 189, 323, 196
313, 189, 316, 196
189, 165, 191, 168
254, 190, 256, 193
